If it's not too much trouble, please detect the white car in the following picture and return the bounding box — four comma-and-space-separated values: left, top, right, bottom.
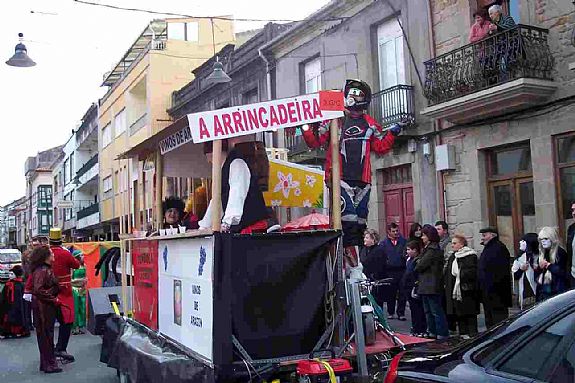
0, 249, 22, 271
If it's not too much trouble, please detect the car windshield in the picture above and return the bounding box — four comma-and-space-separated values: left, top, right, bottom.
0, 252, 21, 263
471, 292, 575, 367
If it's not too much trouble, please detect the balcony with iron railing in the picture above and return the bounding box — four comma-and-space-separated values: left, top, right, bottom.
77, 203, 99, 221
368, 84, 416, 126
421, 25, 556, 124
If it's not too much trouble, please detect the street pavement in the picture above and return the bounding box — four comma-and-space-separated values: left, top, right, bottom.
0, 327, 117, 383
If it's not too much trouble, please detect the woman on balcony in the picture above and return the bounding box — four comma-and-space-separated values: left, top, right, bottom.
469, 9, 492, 43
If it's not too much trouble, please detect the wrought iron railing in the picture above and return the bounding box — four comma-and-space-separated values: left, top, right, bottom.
368, 84, 415, 126
76, 154, 98, 180
130, 113, 148, 136
424, 25, 554, 105
285, 131, 309, 156
77, 203, 99, 220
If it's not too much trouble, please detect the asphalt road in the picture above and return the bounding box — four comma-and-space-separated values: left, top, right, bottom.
0, 327, 117, 383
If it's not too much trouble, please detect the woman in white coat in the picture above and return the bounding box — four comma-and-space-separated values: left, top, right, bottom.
512, 233, 538, 310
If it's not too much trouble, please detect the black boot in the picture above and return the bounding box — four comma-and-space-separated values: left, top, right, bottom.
55, 351, 75, 363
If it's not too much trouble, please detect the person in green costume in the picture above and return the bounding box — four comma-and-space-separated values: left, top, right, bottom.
70, 249, 87, 335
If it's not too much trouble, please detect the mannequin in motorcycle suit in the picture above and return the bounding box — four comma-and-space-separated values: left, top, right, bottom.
302, 79, 403, 266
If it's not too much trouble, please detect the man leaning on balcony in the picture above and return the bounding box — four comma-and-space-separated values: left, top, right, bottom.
488, 4, 516, 34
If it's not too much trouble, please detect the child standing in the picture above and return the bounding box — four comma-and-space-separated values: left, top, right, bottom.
1, 265, 30, 338
401, 240, 427, 336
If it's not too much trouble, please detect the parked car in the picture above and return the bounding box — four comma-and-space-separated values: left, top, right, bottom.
384, 289, 575, 383
0, 249, 22, 271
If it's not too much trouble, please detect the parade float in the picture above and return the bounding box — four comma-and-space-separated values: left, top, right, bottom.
97, 90, 426, 383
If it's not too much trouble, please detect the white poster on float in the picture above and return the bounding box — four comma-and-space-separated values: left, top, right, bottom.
158, 236, 215, 364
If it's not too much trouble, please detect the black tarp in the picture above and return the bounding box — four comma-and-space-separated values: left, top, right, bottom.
223, 231, 339, 359
101, 316, 215, 383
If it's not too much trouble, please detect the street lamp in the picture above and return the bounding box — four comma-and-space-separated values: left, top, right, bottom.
205, 57, 231, 84
6, 33, 36, 67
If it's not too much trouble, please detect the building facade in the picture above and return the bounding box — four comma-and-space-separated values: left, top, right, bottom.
98, 18, 235, 236
260, 0, 437, 236
25, 146, 62, 240
422, 0, 575, 252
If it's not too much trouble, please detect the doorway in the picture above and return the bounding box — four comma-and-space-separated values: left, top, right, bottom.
487, 144, 534, 254
381, 165, 414, 238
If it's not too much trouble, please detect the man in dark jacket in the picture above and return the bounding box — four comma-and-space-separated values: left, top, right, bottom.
478, 227, 512, 329
380, 222, 407, 320
566, 201, 575, 288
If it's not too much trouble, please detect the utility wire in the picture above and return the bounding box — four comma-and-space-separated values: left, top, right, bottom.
73, 0, 347, 23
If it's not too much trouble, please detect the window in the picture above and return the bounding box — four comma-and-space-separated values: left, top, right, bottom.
490, 146, 531, 176
37, 185, 52, 209
63, 158, 70, 185
37, 211, 52, 234
102, 123, 112, 148
303, 57, 321, 94
69, 152, 74, 184
555, 133, 575, 235
550, 340, 575, 382
114, 109, 126, 138
168, 22, 199, 41
498, 311, 575, 380
242, 88, 259, 105
103, 176, 113, 199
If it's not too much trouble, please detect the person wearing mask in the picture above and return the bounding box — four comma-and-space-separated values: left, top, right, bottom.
566, 201, 575, 287
488, 4, 517, 34
360, 229, 387, 306
415, 225, 449, 339
408, 223, 423, 246
401, 240, 426, 336
380, 222, 407, 320
535, 227, 569, 301
29, 245, 63, 373
469, 9, 493, 43
512, 233, 539, 309
444, 235, 479, 338
478, 227, 511, 329
49, 228, 80, 363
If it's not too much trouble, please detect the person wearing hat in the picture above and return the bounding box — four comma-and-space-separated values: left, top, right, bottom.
70, 249, 87, 335
478, 227, 512, 329
302, 79, 404, 268
1, 265, 29, 338
49, 228, 80, 362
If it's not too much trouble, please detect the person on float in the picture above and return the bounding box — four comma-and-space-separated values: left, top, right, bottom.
535, 226, 569, 302
301, 79, 403, 265
198, 136, 275, 234
48, 228, 80, 362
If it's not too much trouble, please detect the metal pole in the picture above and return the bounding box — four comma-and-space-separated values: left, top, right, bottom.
211, 140, 223, 232
155, 151, 163, 231
330, 119, 342, 230
350, 280, 369, 380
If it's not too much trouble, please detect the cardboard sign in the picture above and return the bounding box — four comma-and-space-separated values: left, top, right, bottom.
158, 237, 214, 363
132, 239, 159, 330
318, 90, 344, 111
187, 93, 344, 144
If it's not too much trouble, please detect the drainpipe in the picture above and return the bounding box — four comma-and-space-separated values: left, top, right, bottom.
258, 48, 278, 148
426, 0, 447, 221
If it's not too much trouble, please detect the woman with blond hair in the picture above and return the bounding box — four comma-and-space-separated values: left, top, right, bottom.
535, 227, 569, 301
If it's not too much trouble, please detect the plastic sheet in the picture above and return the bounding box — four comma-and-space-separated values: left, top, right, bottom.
101, 316, 215, 383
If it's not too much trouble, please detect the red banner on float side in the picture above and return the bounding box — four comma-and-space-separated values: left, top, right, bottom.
132, 239, 159, 330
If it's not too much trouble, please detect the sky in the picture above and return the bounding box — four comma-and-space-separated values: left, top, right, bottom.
0, 0, 329, 206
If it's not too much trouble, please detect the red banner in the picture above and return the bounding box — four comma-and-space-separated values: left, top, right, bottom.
132, 239, 159, 330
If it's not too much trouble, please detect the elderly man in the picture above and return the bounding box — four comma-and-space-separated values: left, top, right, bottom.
478, 227, 512, 329
488, 4, 516, 34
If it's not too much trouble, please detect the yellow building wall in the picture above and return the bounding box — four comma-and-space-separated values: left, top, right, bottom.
98, 18, 234, 224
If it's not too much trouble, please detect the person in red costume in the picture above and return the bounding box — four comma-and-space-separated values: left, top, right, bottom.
302, 79, 404, 266
48, 228, 80, 363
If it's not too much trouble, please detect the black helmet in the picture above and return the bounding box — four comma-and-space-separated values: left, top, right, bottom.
344, 79, 372, 111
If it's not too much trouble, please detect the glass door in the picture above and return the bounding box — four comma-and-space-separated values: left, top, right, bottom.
377, 19, 406, 118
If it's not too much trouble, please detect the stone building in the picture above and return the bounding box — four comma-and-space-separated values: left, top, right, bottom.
260, 0, 438, 236
421, 0, 575, 253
